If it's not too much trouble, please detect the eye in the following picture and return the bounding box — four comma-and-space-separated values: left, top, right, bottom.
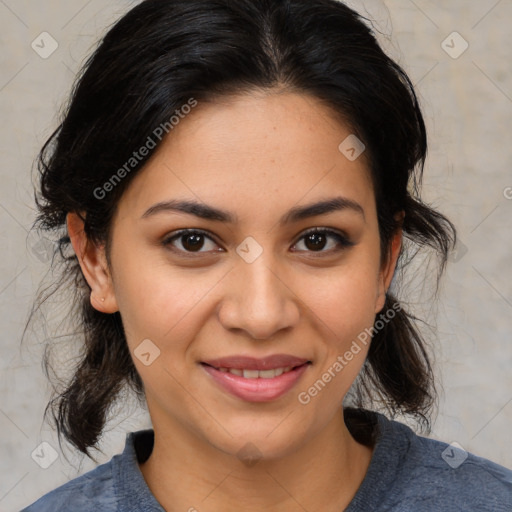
162, 229, 222, 254
161, 227, 355, 256
291, 228, 355, 254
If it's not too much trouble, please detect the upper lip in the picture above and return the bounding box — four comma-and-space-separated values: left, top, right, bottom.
201, 354, 311, 371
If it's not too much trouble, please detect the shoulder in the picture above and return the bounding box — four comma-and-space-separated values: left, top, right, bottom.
20, 457, 118, 512
380, 414, 512, 510
21, 429, 159, 512
345, 408, 511, 511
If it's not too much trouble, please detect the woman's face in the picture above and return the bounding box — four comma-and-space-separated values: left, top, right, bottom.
75, 91, 401, 460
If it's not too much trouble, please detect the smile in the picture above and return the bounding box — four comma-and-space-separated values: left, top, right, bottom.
212, 366, 296, 378
201, 362, 311, 402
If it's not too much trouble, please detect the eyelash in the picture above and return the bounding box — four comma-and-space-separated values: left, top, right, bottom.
161, 227, 355, 257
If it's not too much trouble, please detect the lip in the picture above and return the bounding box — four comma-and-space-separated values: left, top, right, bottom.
201, 360, 311, 402
201, 354, 310, 371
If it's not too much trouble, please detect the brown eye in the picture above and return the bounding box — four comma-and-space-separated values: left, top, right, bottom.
162, 229, 221, 254
292, 228, 355, 254
180, 233, 205, 252
304, 232, 328, 251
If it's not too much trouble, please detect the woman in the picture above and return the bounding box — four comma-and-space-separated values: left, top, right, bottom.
22, 0, 512, 510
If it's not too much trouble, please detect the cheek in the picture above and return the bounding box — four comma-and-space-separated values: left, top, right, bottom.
296, 268, 378, 406
303, 258, 379, 339
112, 258, 216, 398
112, 250, 218, 348
314, 275, 376, 321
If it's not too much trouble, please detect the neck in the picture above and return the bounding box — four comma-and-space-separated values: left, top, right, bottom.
139, 408, 374, 512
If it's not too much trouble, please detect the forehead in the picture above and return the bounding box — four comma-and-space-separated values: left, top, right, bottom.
115, 91, 375, 220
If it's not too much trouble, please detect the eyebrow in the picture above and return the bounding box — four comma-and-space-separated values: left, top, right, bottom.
141, 196, 365, 224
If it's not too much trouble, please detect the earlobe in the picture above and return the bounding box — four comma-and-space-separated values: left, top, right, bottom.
66, 212, 118, 313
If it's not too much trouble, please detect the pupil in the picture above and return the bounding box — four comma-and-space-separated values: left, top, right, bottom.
305, 233, 326, 251
183, 234, 204, 251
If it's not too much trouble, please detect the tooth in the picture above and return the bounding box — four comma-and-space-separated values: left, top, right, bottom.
220, 367, 296, 378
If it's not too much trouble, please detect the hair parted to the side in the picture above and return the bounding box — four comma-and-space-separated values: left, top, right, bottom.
27, 0, 456, 458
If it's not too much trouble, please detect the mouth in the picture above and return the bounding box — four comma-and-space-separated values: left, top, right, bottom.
201, 362, 310, 378
200, 359, 312, 402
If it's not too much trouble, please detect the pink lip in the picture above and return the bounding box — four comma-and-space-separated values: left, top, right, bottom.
201, 362, 310, 402
202, 354, 309, 371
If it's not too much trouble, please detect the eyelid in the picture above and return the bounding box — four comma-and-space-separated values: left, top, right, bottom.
296, 226, 353, 244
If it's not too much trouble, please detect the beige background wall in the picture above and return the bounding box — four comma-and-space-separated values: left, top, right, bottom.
1, 0, 511, 510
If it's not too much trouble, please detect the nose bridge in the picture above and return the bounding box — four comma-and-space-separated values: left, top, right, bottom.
242, 255, 282, 308
218, 244, 299, 339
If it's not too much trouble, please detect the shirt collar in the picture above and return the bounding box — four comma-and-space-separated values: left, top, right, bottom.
112, 428, 164, 511
112, 410, 407, 512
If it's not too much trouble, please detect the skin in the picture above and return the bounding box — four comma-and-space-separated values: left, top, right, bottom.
68, 90, 403, 512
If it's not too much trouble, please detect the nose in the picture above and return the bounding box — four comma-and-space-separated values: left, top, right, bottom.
217, 255, 300, 340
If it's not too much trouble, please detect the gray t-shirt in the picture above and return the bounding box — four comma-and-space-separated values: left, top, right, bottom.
21, 409, 512, 511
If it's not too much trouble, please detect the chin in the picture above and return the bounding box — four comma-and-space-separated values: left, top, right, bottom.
203, 417, 312, 464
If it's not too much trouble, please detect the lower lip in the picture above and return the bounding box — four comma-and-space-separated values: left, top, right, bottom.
201, 363, 310, 402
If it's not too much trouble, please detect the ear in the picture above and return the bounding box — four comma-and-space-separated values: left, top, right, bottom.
374, 210, 404, 314
66, 212, 118, 313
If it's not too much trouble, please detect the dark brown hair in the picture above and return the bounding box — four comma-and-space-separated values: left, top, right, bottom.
27, 0, 456, 458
